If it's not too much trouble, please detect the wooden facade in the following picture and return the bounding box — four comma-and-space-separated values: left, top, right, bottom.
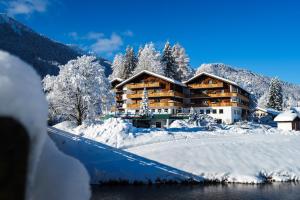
184, 73, 250, 108
115, 72, 185, 114
112, 71, 250, 122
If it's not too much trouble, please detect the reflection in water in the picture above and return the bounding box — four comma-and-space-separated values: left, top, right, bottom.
92, 183, 300, 200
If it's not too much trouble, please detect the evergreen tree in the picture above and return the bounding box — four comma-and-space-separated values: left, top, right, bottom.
137, 45, 143, 58
172, 43, 193, 81
161, 41, 179, 80
267, 77, 283, 111
133, 42, 165, 75
109, 53, 125, 79
139, 88, 150, 116
123, 46, 137, 79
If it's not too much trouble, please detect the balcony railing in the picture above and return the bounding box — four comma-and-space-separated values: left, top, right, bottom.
190, 92, 235, 98
127, 82, 161, 89
188, 82, 224, 89
127, 102, 183, 109
127, 91, 185, 98
189, 102, 249, 108
190, 92, 249, 102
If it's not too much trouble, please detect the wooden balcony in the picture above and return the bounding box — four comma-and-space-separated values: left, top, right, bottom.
116, 97, 123, 101
190, 92, 235, 98
189, 102, 249, 109
127, 82, 161, 89
188, 82, 224, 89
127, 91, 185, 98
190, 92, 249, 102
114, 89, 123, 93
127, 102, 183, 109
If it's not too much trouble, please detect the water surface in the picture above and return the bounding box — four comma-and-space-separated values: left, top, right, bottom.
92, 183, 300, 200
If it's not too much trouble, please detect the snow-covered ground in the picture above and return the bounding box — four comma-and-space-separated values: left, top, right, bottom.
53, 118, 300, 184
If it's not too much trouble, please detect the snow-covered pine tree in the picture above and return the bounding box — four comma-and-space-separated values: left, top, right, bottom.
43, 55, 113, 125
109, 53, 126, 80
123, 46, 137, 79
267, 77, 283, 111
172, 43, 193, 81
161, 41, 179, 80
139, 88, 150, 116
137, 46, 143, 58
133, 42, 165, 75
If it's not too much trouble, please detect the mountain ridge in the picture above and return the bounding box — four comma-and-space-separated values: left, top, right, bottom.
0, 14, 111, 77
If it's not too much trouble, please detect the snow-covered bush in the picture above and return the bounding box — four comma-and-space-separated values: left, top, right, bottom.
189, 112, 223, 130
43, 55, 113, 125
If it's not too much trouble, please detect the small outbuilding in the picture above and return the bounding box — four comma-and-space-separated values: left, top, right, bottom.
254, 107, 280, 119
274, 107, 300, 131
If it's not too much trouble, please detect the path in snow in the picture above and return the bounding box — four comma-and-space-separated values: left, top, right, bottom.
48, 127, 202, 184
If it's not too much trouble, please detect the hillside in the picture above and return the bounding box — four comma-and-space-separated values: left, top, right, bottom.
196, 63, 300, 109
0, 14, 111, 77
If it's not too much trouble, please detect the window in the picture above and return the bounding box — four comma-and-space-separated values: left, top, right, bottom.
158, 109, 161, 113
212, 109, 217, 114
231, 97, 238, 102
135, 110, 139, 113
177, 109, 182, 113
206, 110, 211, 114
219, 109, 224, 114
164, 109, 168, 113
200, 110, 204, 114
151, 109, 155, 113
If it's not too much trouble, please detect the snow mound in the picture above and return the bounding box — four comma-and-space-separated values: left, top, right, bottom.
169, 120, 196, 128
189, 114, 224, 130
53, 121, 77, 131
72, 118, 135, 148
0, 50, 90, 200
0, 50, 48, 196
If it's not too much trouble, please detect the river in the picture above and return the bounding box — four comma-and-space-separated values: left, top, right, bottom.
92, 183, 300, 200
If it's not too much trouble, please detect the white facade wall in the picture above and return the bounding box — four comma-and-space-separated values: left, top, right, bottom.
183, 106, 243, 124
125, 108, 175, 115
123, 106, 243, 124
277, 122, 293, 131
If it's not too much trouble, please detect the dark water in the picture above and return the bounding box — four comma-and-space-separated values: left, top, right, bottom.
92, 183, 300, 200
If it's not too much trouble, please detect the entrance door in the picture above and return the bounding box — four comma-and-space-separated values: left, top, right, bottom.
296, 120, 300, 130
155, 122, 161, 128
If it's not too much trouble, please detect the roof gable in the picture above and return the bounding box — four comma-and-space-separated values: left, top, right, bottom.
274, 109, 300, 122
116, 70, 186, 88
184, 72, 250, 94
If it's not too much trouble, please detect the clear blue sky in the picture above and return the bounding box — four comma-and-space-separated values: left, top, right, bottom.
1, 0, 300, 84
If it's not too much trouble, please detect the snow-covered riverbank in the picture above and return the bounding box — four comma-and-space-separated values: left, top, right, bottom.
53, 118, 300, 184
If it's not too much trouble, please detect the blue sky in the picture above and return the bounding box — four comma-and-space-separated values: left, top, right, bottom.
1, 0, 300, 84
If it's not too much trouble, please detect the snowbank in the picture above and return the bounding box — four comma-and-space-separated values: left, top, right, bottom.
54, 117, 300, 184
0, 50, 90, 200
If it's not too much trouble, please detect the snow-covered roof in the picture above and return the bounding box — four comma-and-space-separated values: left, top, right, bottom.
256, 107, 281, 116
184, 72, 250, 94
116, 70, 186, 88
274, 109, 300, 122
292, 107, 300, 113
110, 78, 124, 83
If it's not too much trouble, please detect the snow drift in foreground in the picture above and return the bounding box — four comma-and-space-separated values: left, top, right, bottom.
0, 50, 90, 200
54, 118, 300, 184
